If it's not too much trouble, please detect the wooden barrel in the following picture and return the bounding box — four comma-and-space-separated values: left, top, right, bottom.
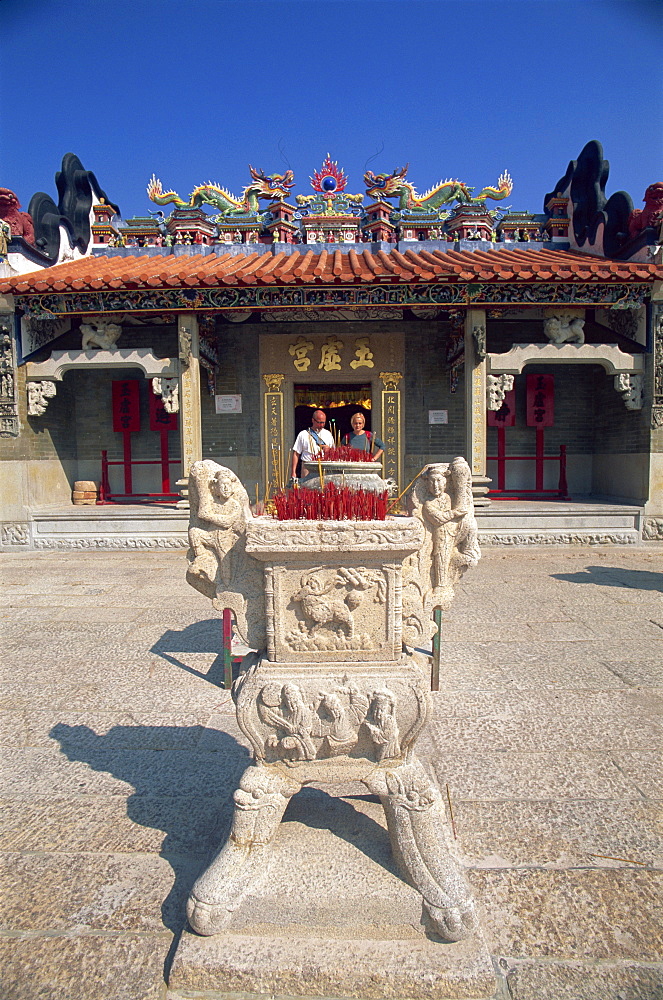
72, 480, 98, 505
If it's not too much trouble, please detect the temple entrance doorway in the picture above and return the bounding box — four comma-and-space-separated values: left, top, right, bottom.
292, 383, 372, 478
293, 382, 373, 445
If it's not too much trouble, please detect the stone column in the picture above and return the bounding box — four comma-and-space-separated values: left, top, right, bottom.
464, 308, 491, 507
176, 312, 202, 507
644, 297, 663, 540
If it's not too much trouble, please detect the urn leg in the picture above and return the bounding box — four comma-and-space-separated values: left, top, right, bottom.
187, 764, 300, 936
365, 757, 477, 942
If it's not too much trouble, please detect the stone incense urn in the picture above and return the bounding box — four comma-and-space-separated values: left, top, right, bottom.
185, 457, 481, 943
302, 458, 395, 493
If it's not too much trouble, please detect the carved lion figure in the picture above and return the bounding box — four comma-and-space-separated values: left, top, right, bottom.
0, 188, 35, 244
80, 322, 122, 351
543, 313, 585, 345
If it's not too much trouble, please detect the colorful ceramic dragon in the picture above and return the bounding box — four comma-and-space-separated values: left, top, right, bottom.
363, 164, 513, 212
147, 166, 295, 216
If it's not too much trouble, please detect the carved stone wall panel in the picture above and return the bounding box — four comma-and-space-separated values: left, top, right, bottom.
267, 562, 397, 663
0, 316, 19, 436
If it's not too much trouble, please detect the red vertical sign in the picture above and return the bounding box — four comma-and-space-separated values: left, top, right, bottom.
149, 387, 178, 431
526, 374, 554, 427
487, 388, 516, 427
112, 380, 140, 432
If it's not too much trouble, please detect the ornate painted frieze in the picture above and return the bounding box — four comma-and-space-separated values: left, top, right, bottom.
15, 282, 650, 319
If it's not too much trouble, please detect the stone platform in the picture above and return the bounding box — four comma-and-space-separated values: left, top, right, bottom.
168, 784, 495, 1000
1, 495, 647, 551
1, 546, 661, 999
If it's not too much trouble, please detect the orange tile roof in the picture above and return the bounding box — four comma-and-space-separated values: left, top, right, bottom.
1, 247, 659, 295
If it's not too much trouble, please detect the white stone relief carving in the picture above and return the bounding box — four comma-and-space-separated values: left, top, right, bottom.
486, 373, 514, 410
33, 536, 188, 549
246, 519, 423, 553
179, 322, 192, 363
80, 321, 122, 351
472, 324, 486, 360
27, 380, 56, 416
613, 373, 643, 410
152, 377, 179, 413
479, 531, 637, 546
1, 523, 29, 545
365, 688, 401, 761
0, 322, 19, 436
543, 311, 585, 344
285, 566, 385, 653
403, 457, 480, 645
186, 461, 265, 649
643, 517, 663, 541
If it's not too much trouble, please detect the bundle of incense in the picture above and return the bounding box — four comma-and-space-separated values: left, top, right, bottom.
271, 482, 389, 521
322, 444, 376, 463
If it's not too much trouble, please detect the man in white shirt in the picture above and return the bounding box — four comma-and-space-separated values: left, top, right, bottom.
290, 409, 334, 481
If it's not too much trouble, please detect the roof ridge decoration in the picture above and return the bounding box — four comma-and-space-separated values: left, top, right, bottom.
146, 165, 295, 217
363, 164, 513, 216
295, 155, 364, 222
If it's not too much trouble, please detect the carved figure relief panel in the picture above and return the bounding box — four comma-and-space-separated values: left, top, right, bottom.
234, 660, 430, 766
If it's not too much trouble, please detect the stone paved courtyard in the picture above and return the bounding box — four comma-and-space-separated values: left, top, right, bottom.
1, 545, 662, 1000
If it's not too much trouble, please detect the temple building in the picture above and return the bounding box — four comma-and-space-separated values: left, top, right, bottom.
1, 143, 662, 549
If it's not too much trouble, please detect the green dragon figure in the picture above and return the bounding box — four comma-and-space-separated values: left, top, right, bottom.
147, 165, 295, 216
363, 164, 513, 212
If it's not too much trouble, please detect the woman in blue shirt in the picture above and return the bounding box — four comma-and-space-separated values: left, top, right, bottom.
343, 412, 384, 462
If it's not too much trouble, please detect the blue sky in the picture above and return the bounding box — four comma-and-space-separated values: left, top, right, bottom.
1, 0, 661, 221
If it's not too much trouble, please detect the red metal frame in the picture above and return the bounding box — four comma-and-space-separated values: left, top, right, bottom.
488, 429, 569, 499
98, 446, 180, 503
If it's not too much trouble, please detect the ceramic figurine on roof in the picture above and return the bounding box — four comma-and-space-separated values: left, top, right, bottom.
628, 183, 663, 240
0, 189, 35, 245
296, 156, 364, 243
147, 165, 295, 217
363, 164, 513, 212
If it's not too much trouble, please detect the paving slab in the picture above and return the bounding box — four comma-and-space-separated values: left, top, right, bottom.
1, 545, 662, 999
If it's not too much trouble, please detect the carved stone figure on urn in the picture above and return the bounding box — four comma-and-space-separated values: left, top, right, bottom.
186, 461, 265, 649
184, 461, 480, 946
402, 457, 480, 645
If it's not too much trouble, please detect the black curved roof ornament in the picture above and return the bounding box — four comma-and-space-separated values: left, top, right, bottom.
28, 153, 120, 262
545, 140, 634, 257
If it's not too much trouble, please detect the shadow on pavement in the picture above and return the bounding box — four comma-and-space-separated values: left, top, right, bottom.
551, 566, 663, 592
150, 619, 228, 685
49, 723, 249, 933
